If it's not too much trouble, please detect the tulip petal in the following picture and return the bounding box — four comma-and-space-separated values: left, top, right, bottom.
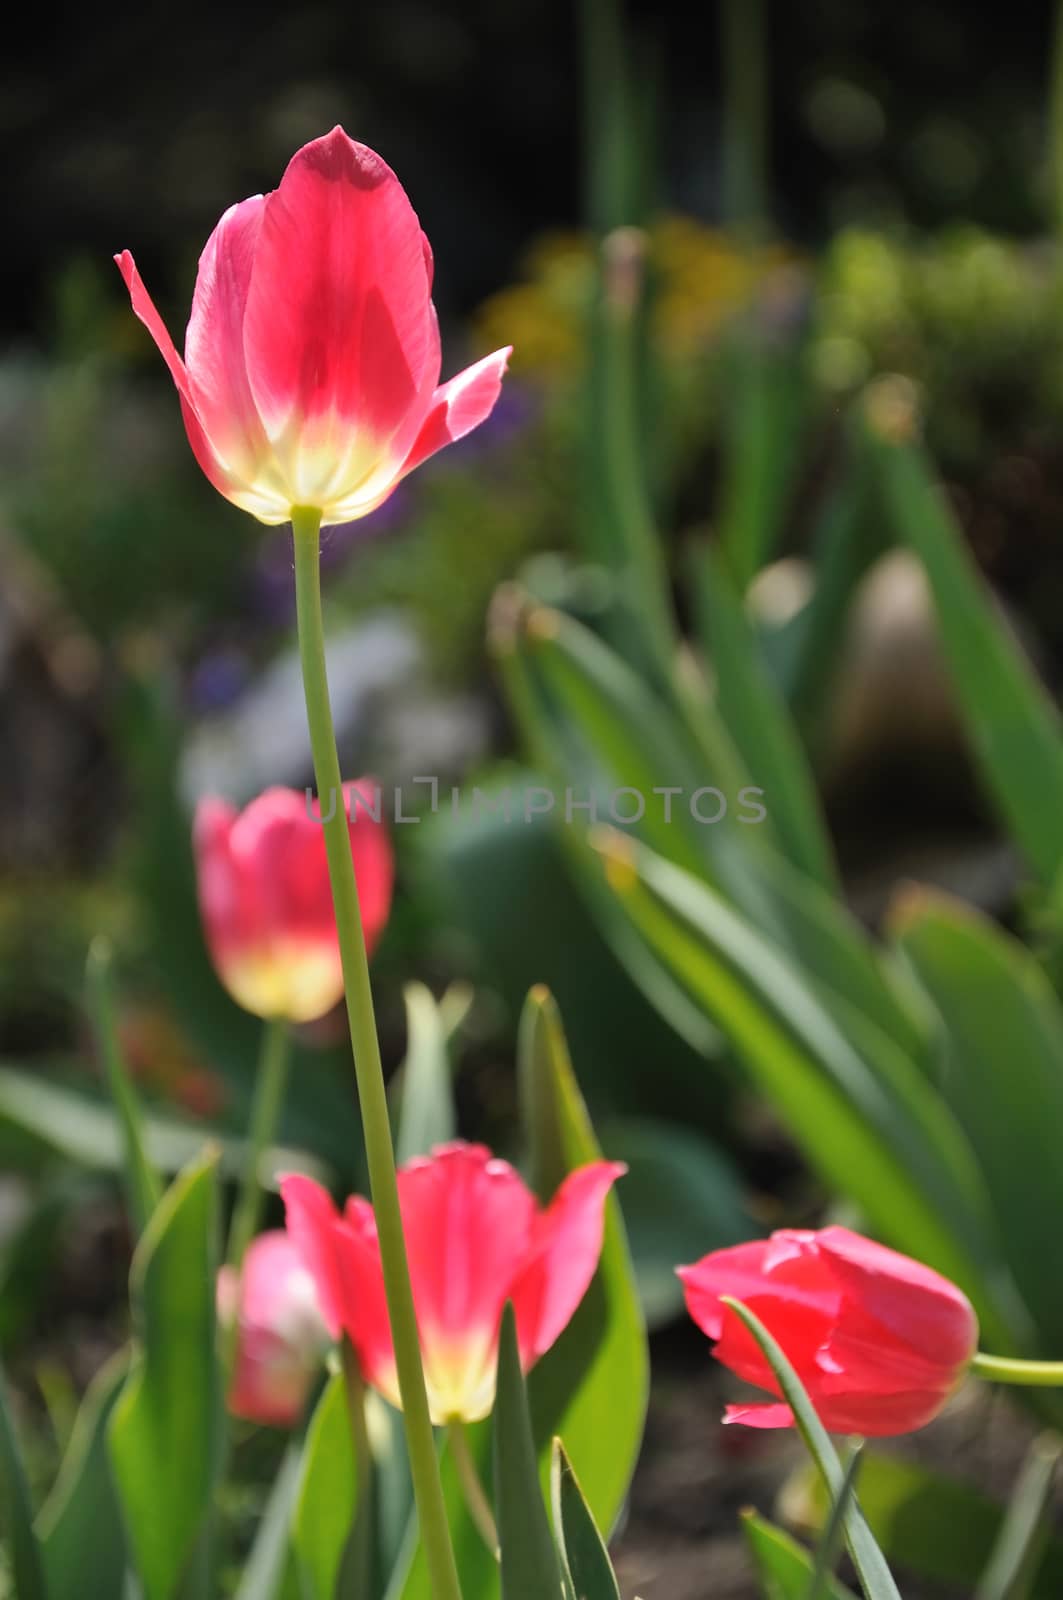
510, 1161, 625, 1366
279, 1175, 346, 1340
398, 347, 512, 480
816, 1227, 978, 1369
185, 197, 274, 484
723, 1402, 795, 1429
114, 250, 193, 401
243, 127, 439, 466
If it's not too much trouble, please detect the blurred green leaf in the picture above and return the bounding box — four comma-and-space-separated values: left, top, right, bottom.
0, 1358, 48, 1600
893, 888, 1063, 1350
293, 1373, 357, 1600
233, 1445, 301, 1600
697, 547, 837, 890
715, 314, 807, 589
86, 939, 162, 1235
741, 1512, 857, 1600
873, 421, 1063, 886
37, 1350, 129, 1599
519, 988, 649, 1533
724, 1298, 901, 1600
0, 1065, 329, 1189
600, 1116, 755, 1328
494, 1305, 562, 1600
795, 1450, 1063, 1596
975, 1437, 1061, 1600
108, 1150, 220, 1600
550, 1441, 620, 1600
393, 983, 457, 1165
591, 832, 1013, 1344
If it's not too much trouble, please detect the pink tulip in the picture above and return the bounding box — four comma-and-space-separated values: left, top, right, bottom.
115, 127, 510, 525
281, 1141, 624, 1423
217, 1231, 329, 1427
679, 1226, 978, 1435
194, 782, 392, 1023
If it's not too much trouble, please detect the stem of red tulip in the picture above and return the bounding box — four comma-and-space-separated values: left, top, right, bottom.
291, 504, 463, 1600
971, 1352, 1063, 1387
226, 1015, 291, 1273
446, 1421, 499, 1559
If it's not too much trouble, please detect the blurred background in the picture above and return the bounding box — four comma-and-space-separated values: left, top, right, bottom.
5, 1, 1063, 1593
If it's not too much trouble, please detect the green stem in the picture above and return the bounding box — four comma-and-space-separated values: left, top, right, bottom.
447, 1421, 498, 1559
226, 1015, 291, 1273
291, 505, 462, 1600
971, 1352, 1063, 1388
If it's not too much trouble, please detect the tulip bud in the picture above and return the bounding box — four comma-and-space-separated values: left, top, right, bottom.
679, 1226, 978, 1435
217, 1232, 330, 1427
194, 782, 392, 1023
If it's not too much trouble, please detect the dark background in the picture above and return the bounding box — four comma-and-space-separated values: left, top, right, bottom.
3, 0, 1056, 339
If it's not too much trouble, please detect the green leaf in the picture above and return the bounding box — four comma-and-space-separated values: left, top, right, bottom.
741, 1512, 857, 1600
494, 1304, 562, 1600
600, 1116, 755, 1328
37, 1349, 129, 1599
0, 1357, 49, 1600
108, 1149, 221, 1600
394, 983, 457, 1165
292, 1372, 358, 1600
892, 888, 1063, 1349
550, 1441, 620, 1600
696, 547, 837, 891
793, 1450, 1063, 1595
873, 422, 1063, 886
0, 1064, 330, 1188
592, 831, 1010, 1343
86, 938, 162, 1234
975, 1437, 1061, 1600
519, 989, 649, 1533
723, 1298, 901, 1600
233, 1446, 302, 1600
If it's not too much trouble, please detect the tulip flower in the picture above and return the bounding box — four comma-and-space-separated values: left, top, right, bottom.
281, 1141, 624, 1423
115, 126, 510, 526
679, 1226, 978, 1435
217, 1231, 330, 1427
194, 782, 392, 1022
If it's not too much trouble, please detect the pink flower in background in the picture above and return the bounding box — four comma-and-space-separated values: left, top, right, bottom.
282, 1141, 623, 1422
679, 1226, 978, 1436
217, 1231, 329, 1427
194, 782, 392, 1022
115, 127, 510, 526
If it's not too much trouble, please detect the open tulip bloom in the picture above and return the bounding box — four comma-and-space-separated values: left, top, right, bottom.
282, 1141, 624, 1423
115, 126, 511, 525
679, 1226, 979, 1436
194, 782, 393, 1023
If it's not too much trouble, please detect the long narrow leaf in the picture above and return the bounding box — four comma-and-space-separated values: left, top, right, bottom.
723, 1298, 901, 1600
0, 1359, 48, 1600
975, 1437, 1061, 1600
494, 1304, 562, 1600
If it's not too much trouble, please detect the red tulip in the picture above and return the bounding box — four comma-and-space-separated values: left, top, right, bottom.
194, 782, 392, 1022
679, 1227, 978, 1435
281, 1141, 624, 1423
217, 1231, 329, 1427
115, 127, 510, 526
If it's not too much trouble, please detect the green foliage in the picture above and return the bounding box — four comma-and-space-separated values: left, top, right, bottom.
108, 1150, 221, 1600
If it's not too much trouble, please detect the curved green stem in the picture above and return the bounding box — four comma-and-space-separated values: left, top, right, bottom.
447, 1421, 498, 1559
971, 1352, 1063, 1388
291, 505, 462, 1600
226, 1015, 291, 1273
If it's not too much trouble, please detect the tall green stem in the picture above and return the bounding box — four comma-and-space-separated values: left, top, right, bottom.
291, 505, 462, 1600
971, 1352, 1063, 1387
226, 1015, 291, 1272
